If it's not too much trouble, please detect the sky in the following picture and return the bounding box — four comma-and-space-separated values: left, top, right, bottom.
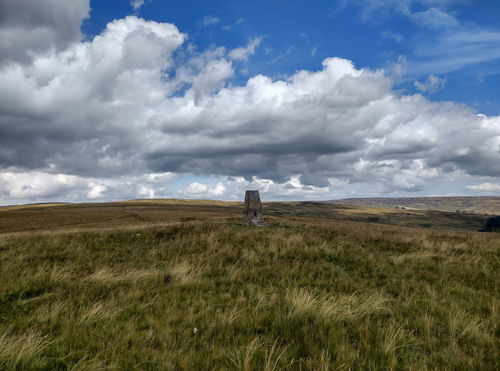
0, 0, 499, 204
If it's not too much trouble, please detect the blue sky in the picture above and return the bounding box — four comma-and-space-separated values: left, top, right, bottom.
83, 0, 500, 115
0, 0, 499, 203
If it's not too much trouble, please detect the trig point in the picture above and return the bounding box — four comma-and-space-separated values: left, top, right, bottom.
243, 190, 264, 226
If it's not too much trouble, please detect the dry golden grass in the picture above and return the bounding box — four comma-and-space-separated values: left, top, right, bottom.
79, 302, 123, 325
169, 262, 201, 285
286, 288, 390, 321
0, 327, 50, 369
87, 267, 161, 283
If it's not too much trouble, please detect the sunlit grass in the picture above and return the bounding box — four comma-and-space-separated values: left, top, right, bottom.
0, 327, 51, 369
0, 221, 498, 369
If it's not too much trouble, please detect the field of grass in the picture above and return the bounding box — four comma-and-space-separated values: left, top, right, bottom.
334, 196, 500, 215
0, 200, 498, 369
0, 199, 491, 235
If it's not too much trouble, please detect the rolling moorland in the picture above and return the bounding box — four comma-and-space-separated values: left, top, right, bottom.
0, 198, 498, 369
333, 196, 500, 215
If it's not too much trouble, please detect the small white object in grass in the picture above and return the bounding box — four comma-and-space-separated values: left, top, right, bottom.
193, 327, 198, 334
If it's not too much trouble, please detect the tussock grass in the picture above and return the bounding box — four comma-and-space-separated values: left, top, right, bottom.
0, 221, 498, 369
228, 338, 291, 371
286, 289, 390, 322
0, 327, 50, 369
169, 262, 200, 285
87, 267, 160, 283
228, 337, 263, 370
79, 302, 123, 325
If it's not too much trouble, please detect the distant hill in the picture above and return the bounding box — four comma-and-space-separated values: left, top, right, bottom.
331, 196, 500, 215
0, 198, 491, 234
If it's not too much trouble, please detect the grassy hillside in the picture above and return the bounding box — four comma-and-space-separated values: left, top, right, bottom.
0, 221, 498, 370
333, 196, 500, 215
264, 202, 488, 231
0, 200, 498, 369
0, 199, 490, 234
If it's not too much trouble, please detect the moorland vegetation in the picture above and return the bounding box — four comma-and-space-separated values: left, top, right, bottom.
0, 200, 498, 369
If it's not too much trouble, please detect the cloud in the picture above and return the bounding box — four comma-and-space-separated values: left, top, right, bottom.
467, 183, 500, 192
414, 74, 446, 93
222, 18, 244, 32
409, 29, 500, 76
0, 170, 176, 203
201, 15, 220, 27
229, 37, 263, 61
145, 58, 500, 189
0, 171, 80, 199
0, 15, 185, 177
381, 31, 404, 43
0, 10, 499, 203
0, 0, 90, 65
345, 0, 460, 20
182, 176, 332, 201
185, 182, 226, 197
344, 0, 411, 20
131, 0, 145, 11
174, 46, 234, 99
347, 1, 500, 78
410, 7, 459, 29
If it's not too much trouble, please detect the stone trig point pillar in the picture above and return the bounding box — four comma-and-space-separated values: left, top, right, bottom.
243, 190, 264, 226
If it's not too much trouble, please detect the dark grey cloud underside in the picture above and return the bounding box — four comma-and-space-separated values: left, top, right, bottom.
0, 0, 89, 64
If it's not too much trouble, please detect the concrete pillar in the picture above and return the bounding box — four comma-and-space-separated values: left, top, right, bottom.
243, 190, 264, 225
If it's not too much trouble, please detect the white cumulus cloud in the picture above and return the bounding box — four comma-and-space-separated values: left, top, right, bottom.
467, 183, 500, 192
0, 5, 499, 204
185, 182, 226, 197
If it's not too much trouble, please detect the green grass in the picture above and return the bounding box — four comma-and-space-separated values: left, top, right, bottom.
0, 220, 498, 370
